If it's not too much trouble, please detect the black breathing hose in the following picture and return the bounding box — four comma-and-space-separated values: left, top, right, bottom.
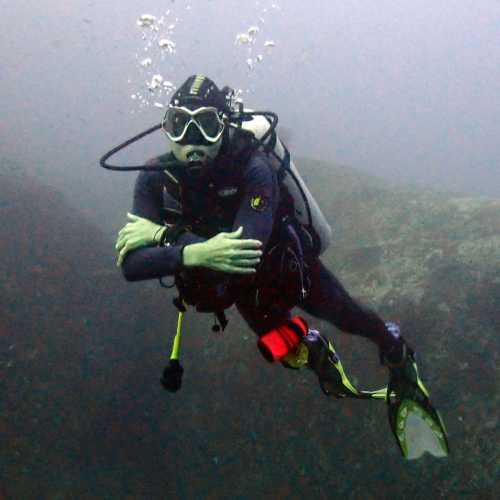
98, 111, 278, 172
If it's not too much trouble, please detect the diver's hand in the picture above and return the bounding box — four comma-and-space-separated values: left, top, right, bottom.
182, 226, 263, 274
115, 213, 167, 266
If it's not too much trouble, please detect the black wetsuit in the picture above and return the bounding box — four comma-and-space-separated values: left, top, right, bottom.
122, 149, 399, 357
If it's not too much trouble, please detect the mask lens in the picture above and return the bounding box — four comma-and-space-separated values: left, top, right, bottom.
195, 110, 223, 140
163, 108, 191, 139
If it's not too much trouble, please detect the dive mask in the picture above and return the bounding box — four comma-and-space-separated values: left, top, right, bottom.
162, 106, 225, 143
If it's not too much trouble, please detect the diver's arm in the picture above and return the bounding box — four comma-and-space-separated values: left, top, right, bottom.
232, 152, 279, 250
121, 169, 207, 281
121, 163, 264, 280
121, 234, 208, 281
185, 154, 278, 272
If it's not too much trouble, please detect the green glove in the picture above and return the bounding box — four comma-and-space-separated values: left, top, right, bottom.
116, 213, 167, 266
182, 226, 262, 274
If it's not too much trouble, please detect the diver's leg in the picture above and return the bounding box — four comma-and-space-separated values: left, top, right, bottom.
298, 261, 449, 455
292, 258, 409, 398
299, 258, 405, 363
234, 287, 292, 336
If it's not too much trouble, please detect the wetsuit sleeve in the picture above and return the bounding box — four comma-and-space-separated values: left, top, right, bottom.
233, 152, 280, 250
121, 170, 206, 282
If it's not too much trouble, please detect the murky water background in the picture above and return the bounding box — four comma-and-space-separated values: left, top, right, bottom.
1, 1, 499, 498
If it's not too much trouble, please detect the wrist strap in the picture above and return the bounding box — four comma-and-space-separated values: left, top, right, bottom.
154, 226, 167, 244
161, 224, 189, 246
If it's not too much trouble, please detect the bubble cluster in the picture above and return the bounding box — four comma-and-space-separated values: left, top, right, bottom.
128, 2, 281, 112
234, 1, 280, 72
129, 10, 180, 112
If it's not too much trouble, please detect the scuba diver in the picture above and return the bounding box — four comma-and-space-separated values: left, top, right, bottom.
108, 74, 449, 460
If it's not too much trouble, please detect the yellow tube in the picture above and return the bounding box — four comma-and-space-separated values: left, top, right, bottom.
170, 310, 184, 360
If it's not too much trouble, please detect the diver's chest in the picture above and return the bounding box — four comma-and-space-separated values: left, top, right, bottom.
185, 182, 241, 215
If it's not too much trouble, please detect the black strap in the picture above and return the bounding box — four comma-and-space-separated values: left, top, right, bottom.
275, 144, 290, 183
173, 296, 186, 312
161, 223, 190, 246
212, 311, 228, 332
286, 317, 307, 342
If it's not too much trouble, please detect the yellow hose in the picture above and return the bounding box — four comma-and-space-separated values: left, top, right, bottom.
170, 302, 187, 361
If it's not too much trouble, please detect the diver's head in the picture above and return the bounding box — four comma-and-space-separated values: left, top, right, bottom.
162, 74, 228, 167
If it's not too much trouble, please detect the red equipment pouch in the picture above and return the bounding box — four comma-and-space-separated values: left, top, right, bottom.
257, 316, 308, 362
